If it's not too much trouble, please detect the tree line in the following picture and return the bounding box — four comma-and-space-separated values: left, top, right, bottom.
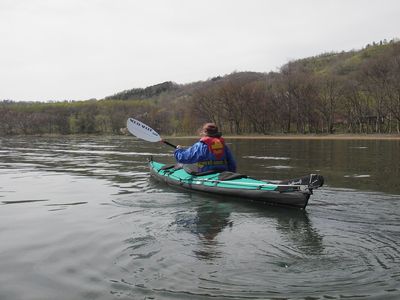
1, 40, 400, 136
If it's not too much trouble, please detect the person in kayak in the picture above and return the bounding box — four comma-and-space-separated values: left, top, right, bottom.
174, 123, 237, 174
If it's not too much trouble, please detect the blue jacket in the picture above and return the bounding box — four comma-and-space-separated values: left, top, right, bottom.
174, 140, 237, 173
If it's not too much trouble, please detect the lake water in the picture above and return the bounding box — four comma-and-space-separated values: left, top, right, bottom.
0, 136, 399, 300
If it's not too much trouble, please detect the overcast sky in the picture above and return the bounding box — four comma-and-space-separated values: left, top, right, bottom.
1, 0, 399, 101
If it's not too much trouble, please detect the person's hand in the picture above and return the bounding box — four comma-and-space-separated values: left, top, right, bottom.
176, 145, 183, 149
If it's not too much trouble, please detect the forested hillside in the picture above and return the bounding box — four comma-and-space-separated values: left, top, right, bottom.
1, 39, 400, 135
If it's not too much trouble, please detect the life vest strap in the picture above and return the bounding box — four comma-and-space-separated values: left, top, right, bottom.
197, 160, 228, 168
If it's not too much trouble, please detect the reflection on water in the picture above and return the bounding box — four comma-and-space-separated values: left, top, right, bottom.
179, 200, 233, 260
185, 199, 324, 261
0, 136, 399, 299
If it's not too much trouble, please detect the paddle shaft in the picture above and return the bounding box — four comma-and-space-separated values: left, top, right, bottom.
162, 140, 177, 149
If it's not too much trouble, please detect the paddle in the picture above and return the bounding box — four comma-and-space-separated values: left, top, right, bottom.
126, 118, 177, 149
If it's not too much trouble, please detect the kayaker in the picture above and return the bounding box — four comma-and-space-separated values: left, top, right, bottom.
174, 123, 237, 173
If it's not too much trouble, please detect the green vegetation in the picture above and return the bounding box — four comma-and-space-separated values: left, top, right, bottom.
1, 39, 400, 136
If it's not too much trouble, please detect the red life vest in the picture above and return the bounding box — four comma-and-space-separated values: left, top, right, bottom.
194, 137, 229, 172
200, 136, 226, 160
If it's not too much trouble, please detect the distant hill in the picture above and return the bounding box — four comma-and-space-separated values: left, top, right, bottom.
282, 38, 400, 76
103, 71, 268, 103
103, 39, 399, 104
104, 81, 180, 100
2, 38, 399, 136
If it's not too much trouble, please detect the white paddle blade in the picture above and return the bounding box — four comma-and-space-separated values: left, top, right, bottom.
126, 118, 161, 142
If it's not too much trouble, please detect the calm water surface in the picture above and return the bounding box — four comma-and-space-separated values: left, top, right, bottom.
0, 136, 399, 300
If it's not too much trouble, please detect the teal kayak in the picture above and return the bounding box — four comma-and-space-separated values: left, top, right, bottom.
149, 159, 324, 209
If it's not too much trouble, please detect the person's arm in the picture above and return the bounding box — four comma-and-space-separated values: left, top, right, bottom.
225, 146, 237, 172
174, 142, 206, 164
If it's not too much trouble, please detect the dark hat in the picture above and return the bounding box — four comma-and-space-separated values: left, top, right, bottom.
202, 123, 221, 137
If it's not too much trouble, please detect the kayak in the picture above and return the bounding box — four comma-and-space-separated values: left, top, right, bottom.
149, 159, 324, 209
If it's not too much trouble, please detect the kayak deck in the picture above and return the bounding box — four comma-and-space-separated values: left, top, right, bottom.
149, 160, 323, 209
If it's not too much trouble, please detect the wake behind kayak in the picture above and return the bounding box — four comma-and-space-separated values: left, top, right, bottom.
149, 159, 324, 209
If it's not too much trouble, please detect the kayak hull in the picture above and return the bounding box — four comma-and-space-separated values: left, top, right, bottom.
149, 161, 323, 209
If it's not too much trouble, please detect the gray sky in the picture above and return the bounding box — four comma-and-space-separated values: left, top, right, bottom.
1, 0, 399, 101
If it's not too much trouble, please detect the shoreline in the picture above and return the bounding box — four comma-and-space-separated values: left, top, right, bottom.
2, 133, 400, 140
165, 134, 400, 140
